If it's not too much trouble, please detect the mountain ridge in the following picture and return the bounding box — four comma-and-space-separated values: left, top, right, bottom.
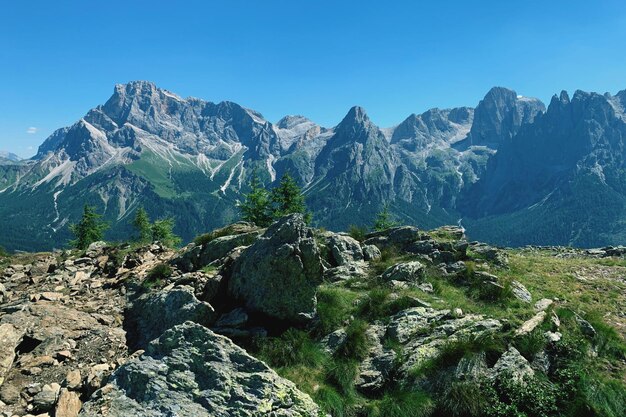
3, 81, 626, 251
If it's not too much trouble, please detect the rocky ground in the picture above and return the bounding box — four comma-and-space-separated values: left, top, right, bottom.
0, 215, 624, 417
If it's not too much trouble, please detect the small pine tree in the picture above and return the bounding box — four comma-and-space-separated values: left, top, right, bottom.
70, 205, 109, 249
239, 171, 273, 227
373, 204, 397, 232
270, 172, 311, 223
151, 218, 181, 248
132, 207, 152, 243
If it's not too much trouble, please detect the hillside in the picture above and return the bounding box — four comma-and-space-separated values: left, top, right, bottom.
0, 81, 541, 252
0, 217, 624, 416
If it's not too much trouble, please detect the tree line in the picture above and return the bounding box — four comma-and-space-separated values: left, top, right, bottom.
66, 171, 397, 250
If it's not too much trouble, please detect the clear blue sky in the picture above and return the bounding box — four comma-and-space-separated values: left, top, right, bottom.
2, 0, 626, 158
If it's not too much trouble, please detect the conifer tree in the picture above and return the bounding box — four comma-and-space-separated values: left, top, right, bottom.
239, 171, 273, 227
270, 172, 311, 223
132, 207, 152, 243
151, 218, 181, 248
69, 205, 109, 249
373, 204, 397, 231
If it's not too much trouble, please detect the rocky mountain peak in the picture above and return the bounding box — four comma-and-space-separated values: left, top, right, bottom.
276, 115, 313, 130
461, 86, 545, 149
341, 105, 370, 125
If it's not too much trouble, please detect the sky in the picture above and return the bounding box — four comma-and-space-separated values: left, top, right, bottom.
1, 0, 626, 158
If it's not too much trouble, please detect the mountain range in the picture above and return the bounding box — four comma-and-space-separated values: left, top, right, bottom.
1, 81, 625, 251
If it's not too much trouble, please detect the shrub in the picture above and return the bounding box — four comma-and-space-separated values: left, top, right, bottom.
0, 245, 9, 257
514, 329, 548, 361
193, 225, 240, 246
348, 224, 368, 242
370, 247, 402, 276
438, 380, 489, 417
494, 375, 559, 417
143, 263, 172, 288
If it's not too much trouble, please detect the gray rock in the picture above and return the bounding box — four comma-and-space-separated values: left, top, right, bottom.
215, 308, 248, 328
364, 226, 420, 251
511, 280, 532, 303
324, 262, 368, 283
381, 261, 425, 283
127, 285, 215, 348
387, 306, 502, 380
0, 324, 23, 386
320, 329, 347, 355
491, 347, 534, 383
79, 322, 319, 417
576, 316, 597, 338
328, 234, 363, 266
356, 325, 396, 394
32, 383, 61, 412
455, 352, 489, 381
173, 230, 260, 272
515, 311, 546, 336
362, 245, 381, 261
534, 298, 553, 311
228, 214, 324, 322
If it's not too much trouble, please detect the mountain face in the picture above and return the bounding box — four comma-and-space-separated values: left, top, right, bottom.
460, 89, 626, 246
2, 81, 625, 251
457, 87, 545, 149
0, 151, 21, 164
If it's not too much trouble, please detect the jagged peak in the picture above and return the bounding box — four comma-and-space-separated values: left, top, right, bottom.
483, 86, 518, 99
337, 106, 371, 128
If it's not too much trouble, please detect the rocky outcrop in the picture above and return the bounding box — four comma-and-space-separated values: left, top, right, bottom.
327, 234, 364, 266
228, 214, 324, 322
126, 285, 216, 349
381, 261, 426, 283
172, 223, 262, 272
364, 226, 421, 251
387, 307, 502, 379
491, 347, 535, 383
80, 322, 320, 417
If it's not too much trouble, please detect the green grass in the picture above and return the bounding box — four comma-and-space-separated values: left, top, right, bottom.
315, 286, 359, 335
142, 262, 172, 288
239, 230, 626, 417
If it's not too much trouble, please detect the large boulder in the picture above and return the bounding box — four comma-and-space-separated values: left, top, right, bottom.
173, 227, 261, 272
228, 214, 324, 322
385, 307, 502, 380
328, 234, 364, 266
491, 347, 534, 383
381, 261, 425, 283
364, 226, 420, 251
79, 322, 320, 417
126, 286, 216, 348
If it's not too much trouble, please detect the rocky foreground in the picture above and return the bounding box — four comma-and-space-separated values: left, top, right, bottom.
1, 215, 625, 417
